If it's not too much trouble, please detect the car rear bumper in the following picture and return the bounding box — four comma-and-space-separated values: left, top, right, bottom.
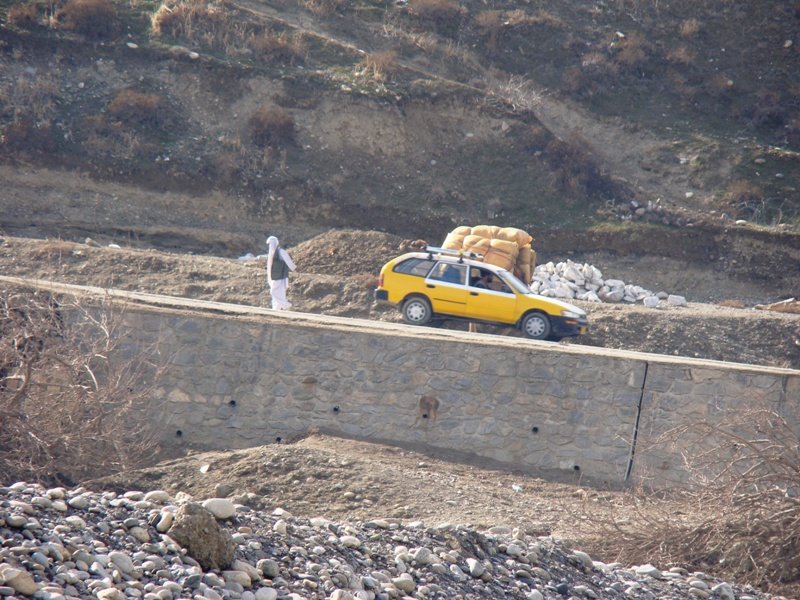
374, 289, 390, 302
551, 316, 589, 338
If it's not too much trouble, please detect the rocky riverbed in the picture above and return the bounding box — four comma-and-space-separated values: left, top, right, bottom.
0, 482, 782, 600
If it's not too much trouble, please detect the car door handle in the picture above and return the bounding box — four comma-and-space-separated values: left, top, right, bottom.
470, 291, 479, 296
426, 284, 435, 288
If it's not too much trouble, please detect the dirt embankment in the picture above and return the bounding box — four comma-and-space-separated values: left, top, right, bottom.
1, 229, 798, 369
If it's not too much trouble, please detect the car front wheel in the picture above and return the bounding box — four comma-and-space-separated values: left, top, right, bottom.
521, 312, 551, 340
402, 296, 432, 326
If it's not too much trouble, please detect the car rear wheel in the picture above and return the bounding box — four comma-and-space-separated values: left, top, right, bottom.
402, 296, 432, 326
521, 312, 551, 340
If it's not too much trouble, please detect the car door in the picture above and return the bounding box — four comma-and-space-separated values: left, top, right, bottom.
425, 262, 468, 316
466, 270, 518, 324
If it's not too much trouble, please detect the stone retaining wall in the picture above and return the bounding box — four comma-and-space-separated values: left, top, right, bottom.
2, 277, 797, 486
117, 301, 798, 487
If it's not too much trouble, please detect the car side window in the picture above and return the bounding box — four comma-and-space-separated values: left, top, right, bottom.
429, 262, 466, 285
393, 258, 436, 277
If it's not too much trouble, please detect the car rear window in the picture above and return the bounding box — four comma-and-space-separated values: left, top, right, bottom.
394, 258, 436, 277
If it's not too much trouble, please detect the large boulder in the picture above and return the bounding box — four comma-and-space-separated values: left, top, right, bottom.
167, 503, 236, 571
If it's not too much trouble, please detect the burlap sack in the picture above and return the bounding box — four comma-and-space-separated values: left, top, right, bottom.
462, 235, 491, 256
471, 224, 501, 239
443, 232, 465, 250
452, 225, 473, 236
497, 227, 533, 247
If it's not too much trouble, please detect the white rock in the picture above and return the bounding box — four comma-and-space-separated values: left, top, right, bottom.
202, 498, 236, 519
667, 294, 687, 306
643, 296, 660, 308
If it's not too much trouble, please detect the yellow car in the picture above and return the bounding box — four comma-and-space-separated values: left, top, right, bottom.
374, 247, 589, 341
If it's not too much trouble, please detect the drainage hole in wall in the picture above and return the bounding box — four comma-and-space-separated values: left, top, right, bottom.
573, 465, 581, 471
422, 413, 429, 419
229, 400, 236, 407
333, 405, 340, 413
275, 436, 282, 443
175, 430, 183, 437
531, 426, 539, 434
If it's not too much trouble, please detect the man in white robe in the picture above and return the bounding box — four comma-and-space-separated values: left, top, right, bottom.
266, 236, 296, 310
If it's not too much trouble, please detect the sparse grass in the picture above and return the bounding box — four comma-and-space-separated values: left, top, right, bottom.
248, 104, 295, 148
612, 32, 650, 69
29, 240, 77, 260
358, 50, 399, 82
722, 180, 765, 220
717, 299, 746, 308
248, 31, 306, 65
152, 0, 251, 54
57, 0, 119, 38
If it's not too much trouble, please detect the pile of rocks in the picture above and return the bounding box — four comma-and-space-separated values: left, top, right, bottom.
0, 482, 773, 600
530, 260, 687, 308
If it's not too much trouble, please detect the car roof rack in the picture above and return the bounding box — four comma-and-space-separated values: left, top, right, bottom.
424, 245, 485, 263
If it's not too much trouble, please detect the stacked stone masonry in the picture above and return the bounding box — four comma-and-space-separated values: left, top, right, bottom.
119, 300, 799, 487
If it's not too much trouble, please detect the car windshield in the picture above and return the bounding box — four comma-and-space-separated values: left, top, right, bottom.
495, 269, 533, 294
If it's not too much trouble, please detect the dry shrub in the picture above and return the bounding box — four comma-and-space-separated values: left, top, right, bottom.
302, 0, 345, 16
0, 288, 164, 486
358, 50, 399, 82
679, 17, 700, 38
29, 240, 77, 260
107, 89, 173, 131
666, 44, 695, 65
7, 2, 42, 28
1, 118, 57, 153
407, 0, 466, 36
58, 0, 118, 38
717, 299, 746, 308
590, 410, 800, 596
705, 73, 734, 98
613, 32, 650, 69
0, 75, 58, 122
248, 31, 305, 64
543, 135, 610, 200
473, 10, 503, 48
248, 104, 295, 148
152, 0, 248, 52
723, 180, 764, 220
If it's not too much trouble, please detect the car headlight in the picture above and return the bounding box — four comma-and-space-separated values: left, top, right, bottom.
561, 309, 584, 319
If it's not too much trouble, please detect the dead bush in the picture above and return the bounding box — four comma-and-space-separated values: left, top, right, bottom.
358, 51, 399, 82
248, 31, 305, 64
544, 135, 612, 200
0, 287, 164, 486
302, 0, 346, 16
717, 299, 746, 309
407, 0, 466, 37
666, 44, 695, 66
723, 180, 765, 220
588, 410, 800, 596
29, 240, 77, 260
612, 32, 650, 69
248, 104, 295, 148
7, 2, 42, 28
1, 118, 57, 153
58, 0, 119, 39
152, 0, 249, 53
107, 89, 172, 131
679, 17, 700, 38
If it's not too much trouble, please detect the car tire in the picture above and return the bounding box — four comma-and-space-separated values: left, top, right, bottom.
402, 296, 432, 326
521, 311, 551, 340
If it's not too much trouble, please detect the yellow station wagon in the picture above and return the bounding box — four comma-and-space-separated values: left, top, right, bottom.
374, 247, 589, 341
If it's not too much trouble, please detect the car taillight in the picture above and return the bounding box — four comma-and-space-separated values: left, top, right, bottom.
378, 274, 384, 287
